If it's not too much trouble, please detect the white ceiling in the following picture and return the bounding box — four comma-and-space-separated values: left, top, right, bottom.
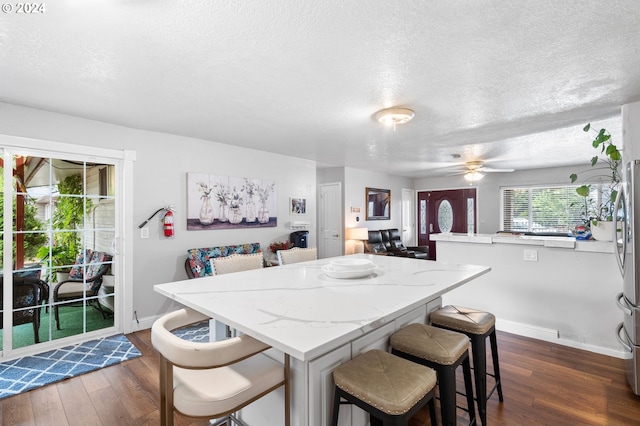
1, 1, 639, 178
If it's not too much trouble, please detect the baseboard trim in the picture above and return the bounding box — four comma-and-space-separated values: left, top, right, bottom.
127, 315, 160, 334
496, 318, 626, 359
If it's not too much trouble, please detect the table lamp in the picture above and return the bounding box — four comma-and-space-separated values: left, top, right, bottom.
346, 227, 369, 254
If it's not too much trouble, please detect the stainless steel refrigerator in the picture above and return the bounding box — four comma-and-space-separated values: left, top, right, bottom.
615, 160, 640, 395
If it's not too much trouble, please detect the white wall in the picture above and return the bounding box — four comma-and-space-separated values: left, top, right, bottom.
623, 100, 640, 163
1, 102, 317, 328
318, 166, 414, 253
343, 167, 413, 230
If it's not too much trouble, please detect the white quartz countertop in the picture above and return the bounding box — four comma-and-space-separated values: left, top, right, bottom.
430, 233, 615, 253
154, 254, 490, 361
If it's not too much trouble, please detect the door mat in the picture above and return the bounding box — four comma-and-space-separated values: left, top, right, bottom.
0, 334, 141, 400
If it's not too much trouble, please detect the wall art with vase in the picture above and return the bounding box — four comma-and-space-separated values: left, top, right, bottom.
187, 173, 277, 230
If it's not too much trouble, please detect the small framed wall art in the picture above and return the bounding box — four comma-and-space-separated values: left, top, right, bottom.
290, 197, 306, 215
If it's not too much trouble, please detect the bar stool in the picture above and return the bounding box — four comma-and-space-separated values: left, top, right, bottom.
331, 349, 438, 426
390, 323, 476, 426
430, 306, 504, 426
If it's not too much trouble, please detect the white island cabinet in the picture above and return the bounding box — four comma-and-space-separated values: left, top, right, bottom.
154, 254, 490, 426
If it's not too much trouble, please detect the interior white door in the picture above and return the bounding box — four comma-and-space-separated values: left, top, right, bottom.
402, 188, 416, 246
318, 183, 342, 259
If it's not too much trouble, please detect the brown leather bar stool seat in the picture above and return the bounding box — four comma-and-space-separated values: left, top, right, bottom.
391, 323, 476, 426
331, 349, 438, 426
430, 306, 504, 426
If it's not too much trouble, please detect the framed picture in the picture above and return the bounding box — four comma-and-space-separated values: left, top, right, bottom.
290, 197, 306, 214
365, 187, 390, 220
187, 172, 277, 230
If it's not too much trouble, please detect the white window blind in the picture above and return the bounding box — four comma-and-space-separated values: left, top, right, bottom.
501, 185, 596, 233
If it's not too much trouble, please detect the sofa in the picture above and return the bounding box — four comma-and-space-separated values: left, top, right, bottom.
364, 229, 429, 259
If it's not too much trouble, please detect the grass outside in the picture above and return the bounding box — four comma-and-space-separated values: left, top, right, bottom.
2, 303, 114, 350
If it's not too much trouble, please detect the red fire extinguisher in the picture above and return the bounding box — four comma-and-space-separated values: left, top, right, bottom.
163, 210, 174, 237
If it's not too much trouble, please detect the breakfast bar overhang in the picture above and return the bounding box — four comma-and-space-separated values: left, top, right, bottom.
154, 254, 491, 426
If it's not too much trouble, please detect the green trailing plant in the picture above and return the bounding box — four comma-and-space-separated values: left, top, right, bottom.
0, 193, 48, 266
38, 173, 92, 280
569, 123, 622, 226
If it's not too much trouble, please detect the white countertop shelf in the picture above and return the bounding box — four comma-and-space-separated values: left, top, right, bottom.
430, 233, 615, 253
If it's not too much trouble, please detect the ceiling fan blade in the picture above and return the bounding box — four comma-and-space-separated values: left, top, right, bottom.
480, 167, 514, 173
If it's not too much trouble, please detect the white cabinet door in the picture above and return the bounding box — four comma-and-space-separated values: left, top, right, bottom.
395, 304, 428, 330
351, 322, 396, 356
426, 296, 443, 324
350, 322, 396, 426
309, 344, 352, 426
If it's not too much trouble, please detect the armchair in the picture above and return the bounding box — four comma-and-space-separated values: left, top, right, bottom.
363, 230, 394, 255
364, 229, 429, 259
0, 276, 46, 344
53, 250, 113, 330
386, 228, 429, 259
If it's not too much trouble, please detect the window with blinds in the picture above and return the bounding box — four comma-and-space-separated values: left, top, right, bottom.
501, 185, 598, 233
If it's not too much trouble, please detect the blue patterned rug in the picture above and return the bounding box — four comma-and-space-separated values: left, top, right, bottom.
0, 321, 211, 400
172, 320, 210, 342
0, 334, 141, 400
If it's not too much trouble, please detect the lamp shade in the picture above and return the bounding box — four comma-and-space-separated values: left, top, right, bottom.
346, 227, 369, 240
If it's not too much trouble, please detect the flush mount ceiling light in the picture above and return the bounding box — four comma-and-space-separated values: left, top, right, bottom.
374, 107, 415, 130
464, 171, 485, 182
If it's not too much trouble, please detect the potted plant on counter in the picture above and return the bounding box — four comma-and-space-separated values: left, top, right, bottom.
569, 123, 622, 241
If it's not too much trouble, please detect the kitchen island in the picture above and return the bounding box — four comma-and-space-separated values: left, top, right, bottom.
154, 254, 490, 426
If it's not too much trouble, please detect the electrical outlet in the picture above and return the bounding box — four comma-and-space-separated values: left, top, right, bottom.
523, 249, 538, 261
140, 227, 149, 239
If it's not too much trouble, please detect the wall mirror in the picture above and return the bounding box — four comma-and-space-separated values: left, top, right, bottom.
366, 187, 390, 220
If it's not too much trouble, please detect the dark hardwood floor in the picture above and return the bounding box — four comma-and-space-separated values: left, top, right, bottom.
1, 329, 639, 425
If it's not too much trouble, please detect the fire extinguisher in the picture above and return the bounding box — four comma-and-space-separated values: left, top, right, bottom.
163, 209, 174, 237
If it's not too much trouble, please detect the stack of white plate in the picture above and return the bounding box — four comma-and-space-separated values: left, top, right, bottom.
321, 258, 378, 279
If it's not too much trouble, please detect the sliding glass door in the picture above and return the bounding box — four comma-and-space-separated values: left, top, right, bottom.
1, 145, 120, 356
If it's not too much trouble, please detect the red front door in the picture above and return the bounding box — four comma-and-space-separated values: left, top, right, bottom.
417, 189, 477, 260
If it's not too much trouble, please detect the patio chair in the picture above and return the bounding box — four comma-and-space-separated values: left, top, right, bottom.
53, 250, 113, 330
0, 276, 46, 344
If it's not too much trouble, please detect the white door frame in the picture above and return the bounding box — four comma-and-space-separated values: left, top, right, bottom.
402, 188, 416, 246
0, 134, 135, 357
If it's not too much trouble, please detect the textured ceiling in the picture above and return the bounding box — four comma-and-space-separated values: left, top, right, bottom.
1, 1, 639, 178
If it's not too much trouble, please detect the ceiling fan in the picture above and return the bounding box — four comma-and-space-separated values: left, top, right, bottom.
448, 160, 515, 181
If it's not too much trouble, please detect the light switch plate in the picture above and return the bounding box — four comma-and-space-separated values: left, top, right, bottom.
523, 249, 538, 261
140, 227, 149, 239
